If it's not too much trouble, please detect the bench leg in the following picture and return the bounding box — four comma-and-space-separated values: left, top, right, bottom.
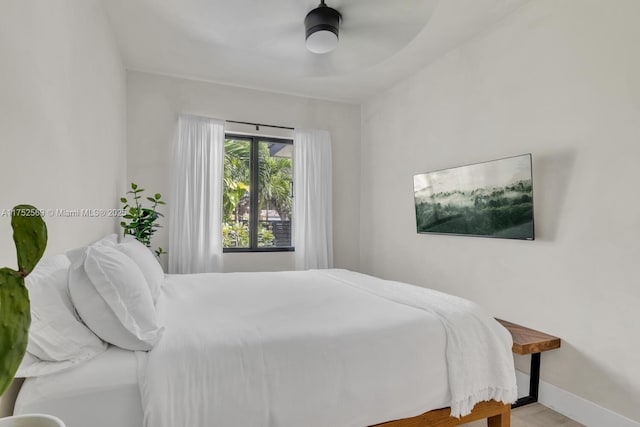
513, 352, 540, 408
487, 409, 510, 427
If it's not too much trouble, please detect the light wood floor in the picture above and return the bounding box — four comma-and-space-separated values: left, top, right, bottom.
465, 403, 584, 427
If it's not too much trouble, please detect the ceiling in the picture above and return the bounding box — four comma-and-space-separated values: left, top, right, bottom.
103, 0, 529, 103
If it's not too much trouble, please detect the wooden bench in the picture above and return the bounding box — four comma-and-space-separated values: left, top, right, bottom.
371, 319, 560, 427
496, 319, 561, 408
372, 400, 510, 427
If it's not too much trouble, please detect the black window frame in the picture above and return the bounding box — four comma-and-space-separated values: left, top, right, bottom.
223, 133, 294, 253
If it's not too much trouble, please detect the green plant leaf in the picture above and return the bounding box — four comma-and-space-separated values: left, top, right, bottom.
11, 205, 47, 275
120, 183, 165, 255
0, 268, 31, 396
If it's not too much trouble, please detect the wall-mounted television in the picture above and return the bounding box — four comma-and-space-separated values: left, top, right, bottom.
413, 154, 534, 240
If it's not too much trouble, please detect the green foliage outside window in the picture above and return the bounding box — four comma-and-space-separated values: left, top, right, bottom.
222, 222, 275, 248
223, 139, 292, 249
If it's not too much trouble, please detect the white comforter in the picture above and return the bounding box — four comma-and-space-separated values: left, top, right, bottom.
137, 270, 516, 427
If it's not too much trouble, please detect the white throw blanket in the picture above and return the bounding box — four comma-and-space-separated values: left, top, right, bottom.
137, 270, 516, 427
321, 270, 518, 417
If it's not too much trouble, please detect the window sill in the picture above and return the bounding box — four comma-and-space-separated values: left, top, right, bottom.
223, 247, 295, 253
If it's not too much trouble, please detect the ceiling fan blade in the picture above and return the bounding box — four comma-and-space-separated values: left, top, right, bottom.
337, 0, 436, 25
253, 23, 306, 57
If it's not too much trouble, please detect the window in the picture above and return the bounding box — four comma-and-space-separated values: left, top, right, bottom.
223, 134, 293, 252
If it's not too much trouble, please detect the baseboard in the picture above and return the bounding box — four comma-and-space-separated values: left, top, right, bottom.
515, 370, 640, 427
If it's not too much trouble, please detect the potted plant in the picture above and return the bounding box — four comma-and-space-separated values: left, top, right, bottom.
120, 183, 166, 257
0, 206, 64, 426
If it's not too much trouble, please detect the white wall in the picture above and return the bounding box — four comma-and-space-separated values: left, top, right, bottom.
360, 0, 640, 422
0, 0, 126, 412
0, 0, 126, 266
127, 71, 361, 272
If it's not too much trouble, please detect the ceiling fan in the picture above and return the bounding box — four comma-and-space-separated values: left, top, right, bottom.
133, 0, 436, 77
294, 0, 436, 74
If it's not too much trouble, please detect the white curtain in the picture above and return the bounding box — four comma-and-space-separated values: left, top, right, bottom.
169, 114, 225, 274
293, 129, 333, 270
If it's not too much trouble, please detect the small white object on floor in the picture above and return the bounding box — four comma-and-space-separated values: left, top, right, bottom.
0, 414, 65, 427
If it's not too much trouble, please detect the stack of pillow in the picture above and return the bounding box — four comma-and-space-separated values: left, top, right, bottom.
17, 234, 165, 377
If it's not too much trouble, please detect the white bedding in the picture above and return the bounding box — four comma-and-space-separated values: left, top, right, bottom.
15, 269, 515, 427
14, 346, 142, 427
324, 270, 518, 416
138, 269, 516, 427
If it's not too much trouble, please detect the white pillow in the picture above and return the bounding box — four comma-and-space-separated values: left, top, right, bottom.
69, 245, 163, 350
24, 254, 107, 363
115, 235, 164, 303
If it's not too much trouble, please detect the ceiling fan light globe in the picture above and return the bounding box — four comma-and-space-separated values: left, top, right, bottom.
306, 30, 338, 54
304, 1, 341, 54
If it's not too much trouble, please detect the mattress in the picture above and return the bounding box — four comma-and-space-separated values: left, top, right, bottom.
14, 346, 142, 427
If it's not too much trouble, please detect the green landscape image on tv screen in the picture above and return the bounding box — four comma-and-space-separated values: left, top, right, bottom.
413, 154, 534, 240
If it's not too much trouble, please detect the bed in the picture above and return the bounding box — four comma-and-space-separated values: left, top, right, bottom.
14, 245, 517, 427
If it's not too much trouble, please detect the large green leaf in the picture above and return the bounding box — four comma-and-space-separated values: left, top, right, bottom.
0, 269, 30, 396
11, 205, 47, 275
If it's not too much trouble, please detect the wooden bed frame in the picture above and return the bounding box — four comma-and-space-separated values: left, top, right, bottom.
372, 400, 510, 427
